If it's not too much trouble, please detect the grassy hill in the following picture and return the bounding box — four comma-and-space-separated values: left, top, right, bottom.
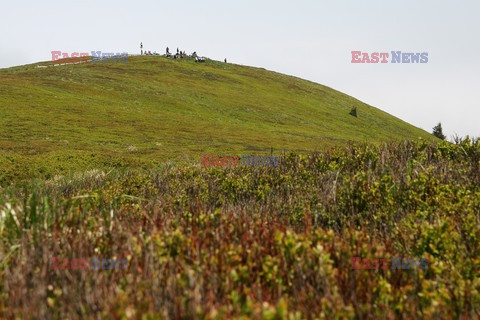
1, 57, 478, 319
0, 56, 433, 183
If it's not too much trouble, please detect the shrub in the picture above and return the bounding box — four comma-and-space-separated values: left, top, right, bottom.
433, 122, 446, 140
349, 106, 358, 117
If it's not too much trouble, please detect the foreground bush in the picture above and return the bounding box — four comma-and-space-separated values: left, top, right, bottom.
0, 138, 479, 319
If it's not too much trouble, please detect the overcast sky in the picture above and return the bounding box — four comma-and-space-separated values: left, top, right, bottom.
1, 0, 478, 138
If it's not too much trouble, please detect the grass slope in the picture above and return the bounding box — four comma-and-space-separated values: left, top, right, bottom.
0, 56, 433, 183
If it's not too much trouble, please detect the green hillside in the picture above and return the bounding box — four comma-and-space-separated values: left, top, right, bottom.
0, 56, 433, 183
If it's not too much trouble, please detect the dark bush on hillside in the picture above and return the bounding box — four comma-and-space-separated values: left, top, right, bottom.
349, 106, 357, 117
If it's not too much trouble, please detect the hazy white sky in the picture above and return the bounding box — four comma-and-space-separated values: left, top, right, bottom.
1, 0, 478, 137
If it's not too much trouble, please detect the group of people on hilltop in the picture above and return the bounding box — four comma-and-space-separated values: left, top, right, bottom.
144, 51, 160, 56
140, 42, 227, 63
167, 47, 188, 59
140, 42, 160, 56
139, 42, 163, 56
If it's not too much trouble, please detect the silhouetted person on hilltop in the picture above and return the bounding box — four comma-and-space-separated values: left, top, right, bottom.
166, 47, 170, 54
